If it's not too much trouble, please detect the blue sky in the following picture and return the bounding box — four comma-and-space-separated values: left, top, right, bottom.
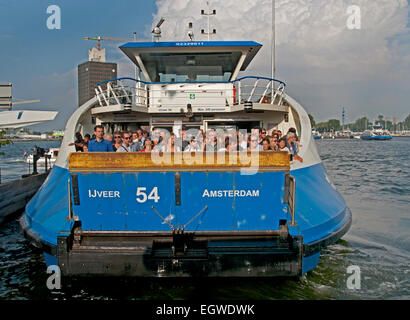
0, 0, 157, 130
0, 0, 409, 131
0, 1, 155, 76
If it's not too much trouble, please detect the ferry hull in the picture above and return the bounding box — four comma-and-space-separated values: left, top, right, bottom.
20, 161, 352, 277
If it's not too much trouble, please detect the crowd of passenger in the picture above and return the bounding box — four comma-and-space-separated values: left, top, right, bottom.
73, 125, 303, 162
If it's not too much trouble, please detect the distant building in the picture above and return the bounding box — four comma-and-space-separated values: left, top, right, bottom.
52, 130, 64, 138
77, 48, 117, 107
0, 83, 12, 110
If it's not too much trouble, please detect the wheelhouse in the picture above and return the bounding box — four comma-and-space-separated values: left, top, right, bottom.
83, 41, 299, 140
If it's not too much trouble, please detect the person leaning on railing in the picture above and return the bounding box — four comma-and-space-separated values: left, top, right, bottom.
74, 132, 84, 152
163, 133, 181, 152
278, 137, 290, 153
262, 138, 272, 151
286, 132, 303, 163
88, 125, 114, 152
268, 135, 279, 151
112, 131, 122, 151
140, 138, 152, 152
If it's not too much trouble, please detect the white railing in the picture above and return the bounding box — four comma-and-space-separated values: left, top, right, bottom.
94, 76, 286, 109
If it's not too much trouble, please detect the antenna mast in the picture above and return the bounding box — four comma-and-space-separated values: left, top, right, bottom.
271, 0, 276, 93
201, 1, 216, 40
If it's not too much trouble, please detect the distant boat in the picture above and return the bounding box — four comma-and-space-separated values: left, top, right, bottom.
26, 148, 59, 167
353, 132, 361, 139
360, 125, 392, 140
312, 129, 322, 139
334, 130, 353, 139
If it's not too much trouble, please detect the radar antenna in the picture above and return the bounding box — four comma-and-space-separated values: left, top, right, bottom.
152, 17, 165, 42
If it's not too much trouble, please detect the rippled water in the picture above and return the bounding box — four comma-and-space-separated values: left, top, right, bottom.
0, 139, 409, 300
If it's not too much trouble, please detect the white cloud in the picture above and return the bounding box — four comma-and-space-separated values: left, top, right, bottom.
152, 0, 410, 121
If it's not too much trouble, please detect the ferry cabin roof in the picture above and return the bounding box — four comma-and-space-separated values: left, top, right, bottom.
119, 41, 263, 82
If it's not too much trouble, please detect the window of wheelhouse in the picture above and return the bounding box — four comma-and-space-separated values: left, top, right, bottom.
102, 122, 150, 134
207, 121, 260, 133
140, 51, 242, 82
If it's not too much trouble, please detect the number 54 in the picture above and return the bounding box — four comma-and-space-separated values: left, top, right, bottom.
136, 187, 160, 203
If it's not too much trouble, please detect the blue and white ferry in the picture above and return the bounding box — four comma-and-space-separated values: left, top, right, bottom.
20, 39, 352, 277
312, 129, 322, 140
360, 125, 392, 140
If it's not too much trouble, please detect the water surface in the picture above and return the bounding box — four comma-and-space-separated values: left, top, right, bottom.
0, 139, 409, 300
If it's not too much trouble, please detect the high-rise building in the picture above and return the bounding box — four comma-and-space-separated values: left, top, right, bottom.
77, 48, 117, 107
0, 83, 12, 110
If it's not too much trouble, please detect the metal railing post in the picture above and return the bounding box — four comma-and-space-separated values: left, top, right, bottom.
119, 80, 131, 104
248, 79, 260, 102
259, 81, 271, 103
98, 85, 109, 106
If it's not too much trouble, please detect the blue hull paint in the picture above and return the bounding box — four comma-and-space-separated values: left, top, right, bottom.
302, 252, 321, 274
74, 170, 288, 232
21, 165, 74, 247
361, 135, 392, 140
290, 163, 348, 245
21, 162, 350, 275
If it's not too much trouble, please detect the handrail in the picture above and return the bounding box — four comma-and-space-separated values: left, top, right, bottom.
94, 76, 287, 109
95, 76, 286, 88
234, 76, 286, 88
95, 77, 146, 87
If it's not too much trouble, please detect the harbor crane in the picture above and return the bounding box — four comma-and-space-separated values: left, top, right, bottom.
83, 35, 142, 51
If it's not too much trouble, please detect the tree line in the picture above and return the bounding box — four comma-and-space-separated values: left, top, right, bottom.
309, 114, 410, 132
0, 130, 12, 148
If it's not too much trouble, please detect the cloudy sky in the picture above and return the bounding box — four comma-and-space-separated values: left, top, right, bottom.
0, 0, 409, 130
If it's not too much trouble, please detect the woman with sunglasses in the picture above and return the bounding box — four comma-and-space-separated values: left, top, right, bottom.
112, 131, 122, 152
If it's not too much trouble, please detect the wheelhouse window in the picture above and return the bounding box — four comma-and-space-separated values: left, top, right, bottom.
140, 51, 242, 82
